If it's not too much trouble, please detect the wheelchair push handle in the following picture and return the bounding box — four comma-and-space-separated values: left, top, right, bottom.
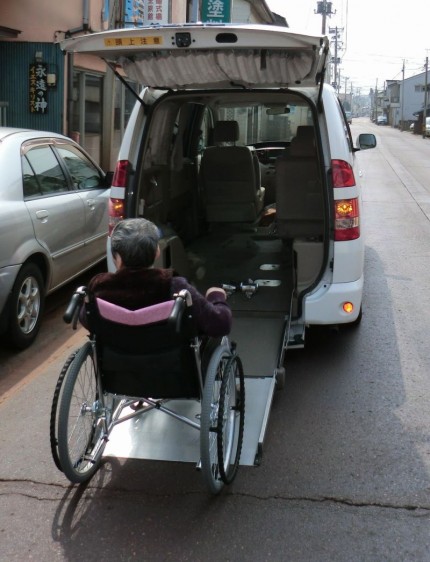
177, 289, 193, 307
63, 286, 87, 327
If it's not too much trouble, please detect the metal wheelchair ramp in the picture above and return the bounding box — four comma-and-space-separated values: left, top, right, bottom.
103, 375, 276, 467
103, 315, 287, 467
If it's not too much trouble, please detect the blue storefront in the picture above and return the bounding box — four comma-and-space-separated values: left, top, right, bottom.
0, 41, 64, 132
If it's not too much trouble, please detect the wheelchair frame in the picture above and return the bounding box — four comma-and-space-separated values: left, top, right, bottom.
50, 287, 245, 494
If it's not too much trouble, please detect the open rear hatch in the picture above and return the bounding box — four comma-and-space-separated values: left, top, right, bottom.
61, 24, 329, 93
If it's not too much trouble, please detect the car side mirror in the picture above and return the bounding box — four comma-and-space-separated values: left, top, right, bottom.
104, 171, 114, 187
356, 133, 376, 150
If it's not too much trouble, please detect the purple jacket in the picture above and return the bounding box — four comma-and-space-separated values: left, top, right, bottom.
81, 267, 232, 337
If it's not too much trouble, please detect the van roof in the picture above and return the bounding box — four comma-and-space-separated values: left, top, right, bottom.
61, 24, 329, 91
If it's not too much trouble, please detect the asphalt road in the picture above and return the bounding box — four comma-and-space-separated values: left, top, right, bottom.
1, 120, 430, 561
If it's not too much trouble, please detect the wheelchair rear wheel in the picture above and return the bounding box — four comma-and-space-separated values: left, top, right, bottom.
57, 342, 109, 483
217, 353, 245, 484
200, 343, 245, 494
50, 349, 80, 472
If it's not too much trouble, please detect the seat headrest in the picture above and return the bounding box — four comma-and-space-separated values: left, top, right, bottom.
290, 126, 316, 157
213, 121, 240, 144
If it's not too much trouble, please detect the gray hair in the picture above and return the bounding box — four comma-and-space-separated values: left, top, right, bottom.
111, 218, 160, 268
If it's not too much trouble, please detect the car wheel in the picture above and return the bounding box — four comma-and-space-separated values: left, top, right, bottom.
8, 263, 45, 349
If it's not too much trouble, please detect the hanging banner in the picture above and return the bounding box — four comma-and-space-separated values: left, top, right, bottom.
201, 0, 231, 23
29, 63, 48, 113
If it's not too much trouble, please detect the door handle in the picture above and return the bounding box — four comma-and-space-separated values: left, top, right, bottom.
86, 199, 95, 210
35, 210, 49, 222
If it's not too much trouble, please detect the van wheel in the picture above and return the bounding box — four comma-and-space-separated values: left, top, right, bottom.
8, 263, 45, 350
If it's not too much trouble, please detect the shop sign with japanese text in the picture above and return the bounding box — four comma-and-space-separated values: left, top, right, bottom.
144, 0, 169, 24
29, 63, 48, 113
201, 0, 231, 22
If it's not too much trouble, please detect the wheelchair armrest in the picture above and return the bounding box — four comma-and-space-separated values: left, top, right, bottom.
63, 286, 87, 326
170, 290, 196, 335
169, 293, 187, 333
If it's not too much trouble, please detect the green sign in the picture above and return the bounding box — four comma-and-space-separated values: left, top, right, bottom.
201, 0, 231, 23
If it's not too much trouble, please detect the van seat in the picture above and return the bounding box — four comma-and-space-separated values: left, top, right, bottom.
275, 126, 324, 240
200, 121, 265, 223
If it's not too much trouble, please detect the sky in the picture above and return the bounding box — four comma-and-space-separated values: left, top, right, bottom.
266, 0, 430, 94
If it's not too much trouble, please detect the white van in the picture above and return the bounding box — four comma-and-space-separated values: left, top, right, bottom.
63, 24, 376, 370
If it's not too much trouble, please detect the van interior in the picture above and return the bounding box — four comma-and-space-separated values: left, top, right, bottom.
134, 90, 327, 374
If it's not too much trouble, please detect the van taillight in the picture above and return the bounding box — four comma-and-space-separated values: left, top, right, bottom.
112, 159, 130, 187
334, 198, 360, 241
332, 159, 355, 187
108, 160, 130, 235
108, 198, 125, 235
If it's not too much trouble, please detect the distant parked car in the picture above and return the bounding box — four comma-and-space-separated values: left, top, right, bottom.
376, 115, 388, 125
345, 111, 352, 124
0, 127, 111, 349
425, 117, 430, 137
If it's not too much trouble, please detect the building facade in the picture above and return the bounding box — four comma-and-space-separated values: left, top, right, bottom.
0, 0, 281, 169
381, 72, 429, 130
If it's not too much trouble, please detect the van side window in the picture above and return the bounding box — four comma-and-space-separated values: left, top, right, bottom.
336, 98, 354, 152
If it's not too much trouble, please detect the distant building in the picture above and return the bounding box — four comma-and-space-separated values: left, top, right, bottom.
384, 71, 429, 130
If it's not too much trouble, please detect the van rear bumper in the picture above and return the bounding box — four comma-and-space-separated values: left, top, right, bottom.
303, 275, 364, 325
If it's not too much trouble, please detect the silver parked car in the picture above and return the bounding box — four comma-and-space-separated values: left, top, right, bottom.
0, 127, 111, 349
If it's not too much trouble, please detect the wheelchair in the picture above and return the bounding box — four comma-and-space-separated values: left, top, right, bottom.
50, 287, 245, 494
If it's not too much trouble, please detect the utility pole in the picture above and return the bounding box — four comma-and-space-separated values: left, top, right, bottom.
374, 79, 378, 122
356, 87, 361, 116
423, 56, 428, 138
400, 59, 405, 131
344, 76, 349, 106
329, 26, 343, 93
316, 1, 335, 34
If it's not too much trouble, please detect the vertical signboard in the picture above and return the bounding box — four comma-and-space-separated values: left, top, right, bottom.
123, 0, 169, 26
29, 63, 48, 113
144, 0, 169, 24
201, 0, 231, 23
123, 0, 145, 26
